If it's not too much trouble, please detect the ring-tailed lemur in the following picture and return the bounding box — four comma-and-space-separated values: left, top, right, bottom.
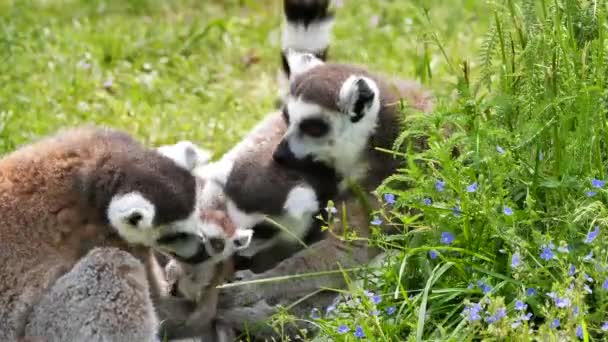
213, 1, 434, 338
0, 126, 234, 341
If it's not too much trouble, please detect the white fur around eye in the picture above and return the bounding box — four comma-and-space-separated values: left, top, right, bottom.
107, 192, 156, 245
232, 228, 253, 251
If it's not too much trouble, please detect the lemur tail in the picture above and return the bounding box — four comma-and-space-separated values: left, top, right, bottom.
277, 0, 335, 103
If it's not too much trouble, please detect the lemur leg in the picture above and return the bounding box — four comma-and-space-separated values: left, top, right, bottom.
24, 247, 161, 342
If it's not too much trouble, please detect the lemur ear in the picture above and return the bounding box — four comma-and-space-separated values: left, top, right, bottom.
157, 141, 211, 172
284, 48, 324, 79
338, 75, 380, 123
107, 192, 155, 230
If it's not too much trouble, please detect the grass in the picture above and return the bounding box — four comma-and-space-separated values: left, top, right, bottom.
3, 0, 608, 341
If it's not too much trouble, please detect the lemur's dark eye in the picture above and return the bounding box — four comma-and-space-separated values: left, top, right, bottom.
299, 118, 329, 138
282, 107, 290, 124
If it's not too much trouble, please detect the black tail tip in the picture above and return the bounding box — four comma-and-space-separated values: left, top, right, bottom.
284, 0, 334, 27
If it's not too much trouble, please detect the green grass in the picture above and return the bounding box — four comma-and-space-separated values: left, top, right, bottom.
3, 0, 608, 341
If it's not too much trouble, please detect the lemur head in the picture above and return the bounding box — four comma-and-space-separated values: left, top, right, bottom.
157, 141, 253, 263
273, 50, 383, 180
79, 132, 211, 264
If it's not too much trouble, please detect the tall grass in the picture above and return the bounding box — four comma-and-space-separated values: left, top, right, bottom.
305, 0, 608, 340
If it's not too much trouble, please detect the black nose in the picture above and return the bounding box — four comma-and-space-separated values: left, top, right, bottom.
209, 237, 225, 252
273, 140, 295, 164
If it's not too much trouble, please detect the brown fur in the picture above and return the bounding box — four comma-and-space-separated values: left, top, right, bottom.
0, 126, 198, 340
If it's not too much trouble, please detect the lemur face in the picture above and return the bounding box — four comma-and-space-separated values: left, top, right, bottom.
273, 51, 382, 179
105, 143, 211, 264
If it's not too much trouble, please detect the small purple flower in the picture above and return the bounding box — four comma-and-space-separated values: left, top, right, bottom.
522, 312, 533, 321
584, 273, 593, 283
485, 307, 506, 324
546, 292, 557, 299
602, 322, 608, 331
558, 244, 569, 253
370, 310, 380, 316
526, 288, 537, 296
435, 180, 445, 192
452, 206, 461, 217
592, 178, 605, 188
370, 217, 383, 226
466, 182, 478, 193
585, 226, 600, 244
383, 193, 396, 205
429, 250, 438, 259
440, 232, 455, 245
503, 206, 513, 216
423, 197, 432, 205
583, 250, 594, 262
602, 278, 608, 290
337, 324, 349, 334
326, 303, 336, 314
554, 296, 571, 308
463, 303, 482, 321
540, 247, 554, 261
573, 306, 579, 317
586, 191, 597, 197
364, 290, 374, 298
548, 242, 555, 250
369, 14, 380, 27
310, 308, 320, 319
551, 318, 560, 329
386, 306, 396, 315
103, 79, 113, 88
467, 283, 474, 289
496, 145, 505, 154
511, 252, 521, 268
576, 325, 583, 339
354, 326, 365, 338
477, 281, 492, 295
372, 295, 381, 305
515, 300, 527, 311
568, 264, 576, 276
511, 320, 521, 329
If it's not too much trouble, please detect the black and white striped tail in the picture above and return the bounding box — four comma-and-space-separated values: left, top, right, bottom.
277, 0, 335, 105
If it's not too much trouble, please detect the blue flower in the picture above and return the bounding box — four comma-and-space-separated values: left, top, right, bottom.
576, 325, 583, 339
370, 310, 380, 316
585, 226, 600, 244
554, 296, 571, 308
337, 324, 350, 334
435, 180, 445, 192
463, 303, 482, 321
583, 250, 594, 262
354, 326, 365, 338
511, 320, 521, 329
540, 247, 554, 261
602, 322, 608, 331
326, 303, 336, 315
573, 306, 579, 317
526, 288, 537, 296
370, 217, 383, 226
477, 281, 492, 295
386, 306, 396, 315
546, 292, 557, 299
467, 283, 474, 289
551, 318, 560, 329
586, 191, 597, 197
503, 206, 513, 216
522, 312, 533, 321
603, 278, 608, 290
383, 193, 396, 205
592, 178, 605, 188
372, 295, 381, 305
511, 252, 521, 268
496, 145, 505, 154
429, 250, 438, 259
466, 182, 478, 193
310, 308, 320, 319
584, 273, 593, 283
452, 206, 461, 216
558, 244, 569, 253
485, 307, 506, 324
441, 232, 455, 245
568, 264, 576, 276
423, 197, 432, 205
515, 300, 527, 311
